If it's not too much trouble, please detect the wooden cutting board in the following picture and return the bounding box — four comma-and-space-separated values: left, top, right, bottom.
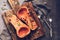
2, 10, 44, 40
2, 0, 45, 40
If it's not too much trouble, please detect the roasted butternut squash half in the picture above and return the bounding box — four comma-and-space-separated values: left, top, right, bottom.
5, 10, 30, 38
17, 6, 38, 30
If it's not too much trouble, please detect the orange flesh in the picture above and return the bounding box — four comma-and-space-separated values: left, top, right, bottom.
18, 27, 29, 37
17, 8, 28, 19
18, 8, 27, 14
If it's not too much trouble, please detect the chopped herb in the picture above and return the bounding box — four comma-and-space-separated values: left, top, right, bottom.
8, 14, 12, 17
15, 1, 19, 5
17, 2, 19, 5
18, 23, 20, 26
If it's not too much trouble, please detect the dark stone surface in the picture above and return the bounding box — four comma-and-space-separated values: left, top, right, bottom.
31, 0, 60, 40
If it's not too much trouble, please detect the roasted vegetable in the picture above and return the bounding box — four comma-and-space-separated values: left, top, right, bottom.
17, 6, 38, 30
5, 10, 30, 38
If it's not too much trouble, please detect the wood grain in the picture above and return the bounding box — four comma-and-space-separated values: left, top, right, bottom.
8, 0, 20, 13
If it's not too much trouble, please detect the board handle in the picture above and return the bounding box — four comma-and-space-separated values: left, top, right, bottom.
8, 0, 20, 13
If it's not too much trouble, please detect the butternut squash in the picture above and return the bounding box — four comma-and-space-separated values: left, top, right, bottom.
17, 6, 38, 30
5, 10, 30, 38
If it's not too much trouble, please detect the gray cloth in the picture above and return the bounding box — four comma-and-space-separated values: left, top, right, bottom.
0, 0, 24, 40
0, 0, 12, 40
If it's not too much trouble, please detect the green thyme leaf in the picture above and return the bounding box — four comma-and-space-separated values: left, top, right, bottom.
8, 14, 12, 17
18, 23, 20, 26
